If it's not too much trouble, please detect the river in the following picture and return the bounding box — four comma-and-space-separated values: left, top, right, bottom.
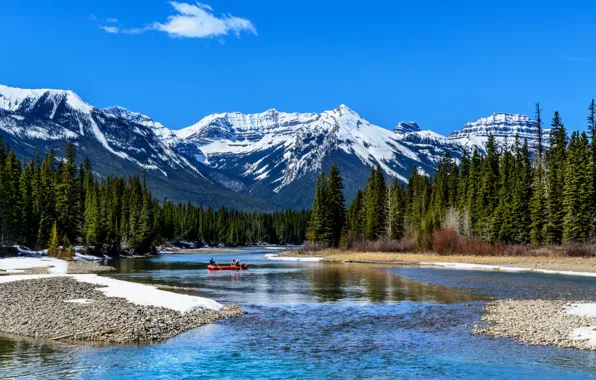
2, 248, 596, 379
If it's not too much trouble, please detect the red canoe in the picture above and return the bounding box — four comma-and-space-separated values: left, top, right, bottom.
208, 264, 249, 271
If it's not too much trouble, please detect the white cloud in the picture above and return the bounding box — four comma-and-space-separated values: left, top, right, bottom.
99, 26, 120, 34
96, 2, 256, 39
106, 18, 119, 23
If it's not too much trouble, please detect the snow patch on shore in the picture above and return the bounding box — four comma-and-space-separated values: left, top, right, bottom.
570, 326, 596, 346
0, 258, 222, 313
264, 253, 324, 262
0, 257, 68, 274
70, 274, 223, 312
567, 304, 596, 318
64, 298, 94, 304
420, 262, 596, 278
567, 304, 596, 347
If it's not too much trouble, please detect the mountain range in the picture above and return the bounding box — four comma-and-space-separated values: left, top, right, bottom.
0, 84, 542, 210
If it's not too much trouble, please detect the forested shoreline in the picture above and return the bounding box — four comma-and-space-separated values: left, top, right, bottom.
308, 102, 596, 255
3, 101, 596, 257
0, 140, 309, 254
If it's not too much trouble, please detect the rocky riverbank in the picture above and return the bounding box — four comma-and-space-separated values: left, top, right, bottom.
0, 276, 242, 344
473, 299, 596, 350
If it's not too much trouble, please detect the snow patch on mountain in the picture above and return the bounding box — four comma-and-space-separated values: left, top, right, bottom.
177, 105, 422, 191
0, 84, 93, 116
449, 112, 543, 152
0, 85, 207, 180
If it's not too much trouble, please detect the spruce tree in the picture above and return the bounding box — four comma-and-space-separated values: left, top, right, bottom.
306, 173, 330, 244
386, 180, 406, 240
48, 222, 59, 257
563, 132, 593, 242
55, 144, 80, 243
326, 164, 346, 247
545, 112, 567, 244
535, 102, 543, 158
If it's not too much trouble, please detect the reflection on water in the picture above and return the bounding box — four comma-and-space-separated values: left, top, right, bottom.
2, 250, 596, 379
108, 253, 484, 305
307, 263, 484, 303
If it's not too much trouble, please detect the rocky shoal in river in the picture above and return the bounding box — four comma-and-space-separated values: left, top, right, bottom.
0, 276, 243, 344
473, 299, 596, 350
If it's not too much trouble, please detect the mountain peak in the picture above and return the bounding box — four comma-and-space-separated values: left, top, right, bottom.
104, 106, 153, 123
335, 104, 356, 113
394, 121, 421, 134
450, 112, 539, 141
0, 84, 93, 116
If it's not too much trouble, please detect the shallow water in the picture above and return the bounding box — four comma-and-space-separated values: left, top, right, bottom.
2, 248, 596, 379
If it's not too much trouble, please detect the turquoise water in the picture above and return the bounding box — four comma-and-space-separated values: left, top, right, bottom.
2, 248, 596, 379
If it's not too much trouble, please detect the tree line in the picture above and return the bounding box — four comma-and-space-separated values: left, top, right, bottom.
308, 101, 596, 248
0, 141, 309, 253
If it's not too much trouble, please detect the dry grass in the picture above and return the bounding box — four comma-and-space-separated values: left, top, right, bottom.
312, 250, 596, 274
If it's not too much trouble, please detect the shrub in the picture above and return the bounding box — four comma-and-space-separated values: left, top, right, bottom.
564, 243, 596, 257
431, 229, 460, 255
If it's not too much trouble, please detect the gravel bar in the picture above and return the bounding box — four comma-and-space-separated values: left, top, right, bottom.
473, 299, 596, 350
0, 277, 242, 344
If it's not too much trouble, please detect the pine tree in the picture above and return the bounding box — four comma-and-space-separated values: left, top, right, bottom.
326, 164, 346, 247
535, 102, 544, 158
346, 189, 365, 241
306, 173, 331, 244
364, 165, 387, 240
530, 158, 547, 244
493, 145, 514, 242
563, 132, 593, 242
48, 222, 59, 257
19, 161, 37, 247
588, 99, 596, 220
37, 150, 56, 247
1, 151, 21, 244
545, 112, 567, 244
55, 144, 80, 243
476, 134, 500, 240
386, 180, 406, 240
511, 138, 532, 243
84, 180, 100, 246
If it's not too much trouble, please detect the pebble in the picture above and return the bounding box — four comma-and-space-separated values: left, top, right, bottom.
473, 299, 596, 350
0, 277, 243, 344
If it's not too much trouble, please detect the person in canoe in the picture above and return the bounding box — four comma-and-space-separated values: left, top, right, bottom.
209, 258, 216, 265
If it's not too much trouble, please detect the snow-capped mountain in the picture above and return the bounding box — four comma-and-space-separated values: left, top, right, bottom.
0, 84, 274, 210
450, 113, 543, 151
0, 84, 543, 209
175, 106, 468, 207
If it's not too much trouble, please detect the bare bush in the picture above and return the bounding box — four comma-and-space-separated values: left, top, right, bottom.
564, 243, 596, 257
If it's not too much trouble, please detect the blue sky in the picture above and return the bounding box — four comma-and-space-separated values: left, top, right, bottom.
1, 0, 595, 134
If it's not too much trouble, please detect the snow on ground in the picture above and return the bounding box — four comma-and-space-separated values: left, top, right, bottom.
568, 304, 596, 318
64, 299, 95, 304
0, 257, 222, 312
420, 262, 596, 278
70, 274, 223, 312
264, 253, 324, 262
569, 327, 596, 346
568, 304, 596, 347
0, 257, 68, 274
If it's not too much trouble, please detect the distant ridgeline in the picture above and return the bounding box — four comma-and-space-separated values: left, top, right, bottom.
308, 104, 596, 248
0, 138, 309, 252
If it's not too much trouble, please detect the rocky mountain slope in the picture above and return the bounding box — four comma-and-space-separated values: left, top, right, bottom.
0, 85, 275, 210
0, 84, 542, 209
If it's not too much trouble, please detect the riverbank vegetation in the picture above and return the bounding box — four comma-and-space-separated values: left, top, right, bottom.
0, 140, 309, 254
308, 102, 596, 257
